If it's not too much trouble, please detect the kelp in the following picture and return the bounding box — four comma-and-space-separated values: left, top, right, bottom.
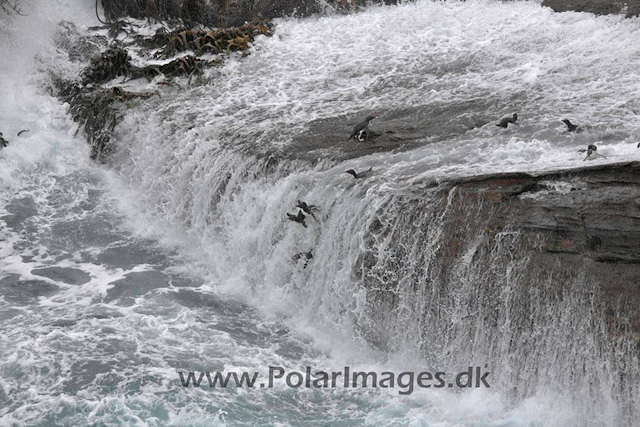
155, 20, 273, 58
65, 85, 158, 160
100, 0, 207, 26
89, 19, 141, 39
134, 55, 221, 81
82, 46, 132, 85
80, 19, 272, 86
56, 15, 274, 160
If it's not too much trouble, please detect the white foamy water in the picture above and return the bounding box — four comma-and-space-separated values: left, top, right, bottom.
1, 1, 639, 426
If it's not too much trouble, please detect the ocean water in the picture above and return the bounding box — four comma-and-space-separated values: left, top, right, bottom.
1, 1, 639, 426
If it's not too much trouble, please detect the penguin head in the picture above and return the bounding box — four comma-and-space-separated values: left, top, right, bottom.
512, 113, 518, 120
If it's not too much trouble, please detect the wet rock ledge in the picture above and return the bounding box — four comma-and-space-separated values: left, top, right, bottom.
99, 0, 640, 27
100, 0, 400, 28
542, 0, 640, 17
359, 162, 640, 355
442, 161, 640, 337
448, 161, 640, 264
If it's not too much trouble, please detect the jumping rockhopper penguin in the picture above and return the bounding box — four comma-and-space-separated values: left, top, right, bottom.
578, 144, 606, 161
296, 200, 320, 221
347, 114, 377, 142
286, 210, 308, 228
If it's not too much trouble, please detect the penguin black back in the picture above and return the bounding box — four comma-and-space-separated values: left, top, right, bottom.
296, 200, 319, 221
496, 113, 518, 128
345, 167, 373, 179
347, 114, 377, 142
562, 119, 579, 132
286, 210, 307, 228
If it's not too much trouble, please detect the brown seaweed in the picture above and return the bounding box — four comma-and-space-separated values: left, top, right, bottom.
65, 85, 158, 160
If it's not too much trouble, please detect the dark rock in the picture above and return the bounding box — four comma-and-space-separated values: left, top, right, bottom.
357, 162, 640, 354
101, 0, 318, 27
99, 0, 396, 28
101, 1, 640, 26
542, 0, 640, 17
441, 162, 640, 263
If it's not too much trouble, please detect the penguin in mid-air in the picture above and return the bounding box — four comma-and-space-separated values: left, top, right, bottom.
578, 144, 606, 161
345, 167, 373, 179
296, 200, 320, 221
496, 113, 518, 128
286, 210, 307, 228
347, 114, 377, 142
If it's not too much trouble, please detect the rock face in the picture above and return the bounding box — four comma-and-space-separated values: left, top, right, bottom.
100, 0, 398, 27
99, 0, 640, 26
440, 162, 640, 339
542, 0, 640, 17
359, 162, 640, 346
100, 0, 316, 27
449, 162, 640, 264
354, 162, 639, 420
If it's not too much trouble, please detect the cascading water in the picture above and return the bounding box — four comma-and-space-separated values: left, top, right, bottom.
1, 0, 639, 425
